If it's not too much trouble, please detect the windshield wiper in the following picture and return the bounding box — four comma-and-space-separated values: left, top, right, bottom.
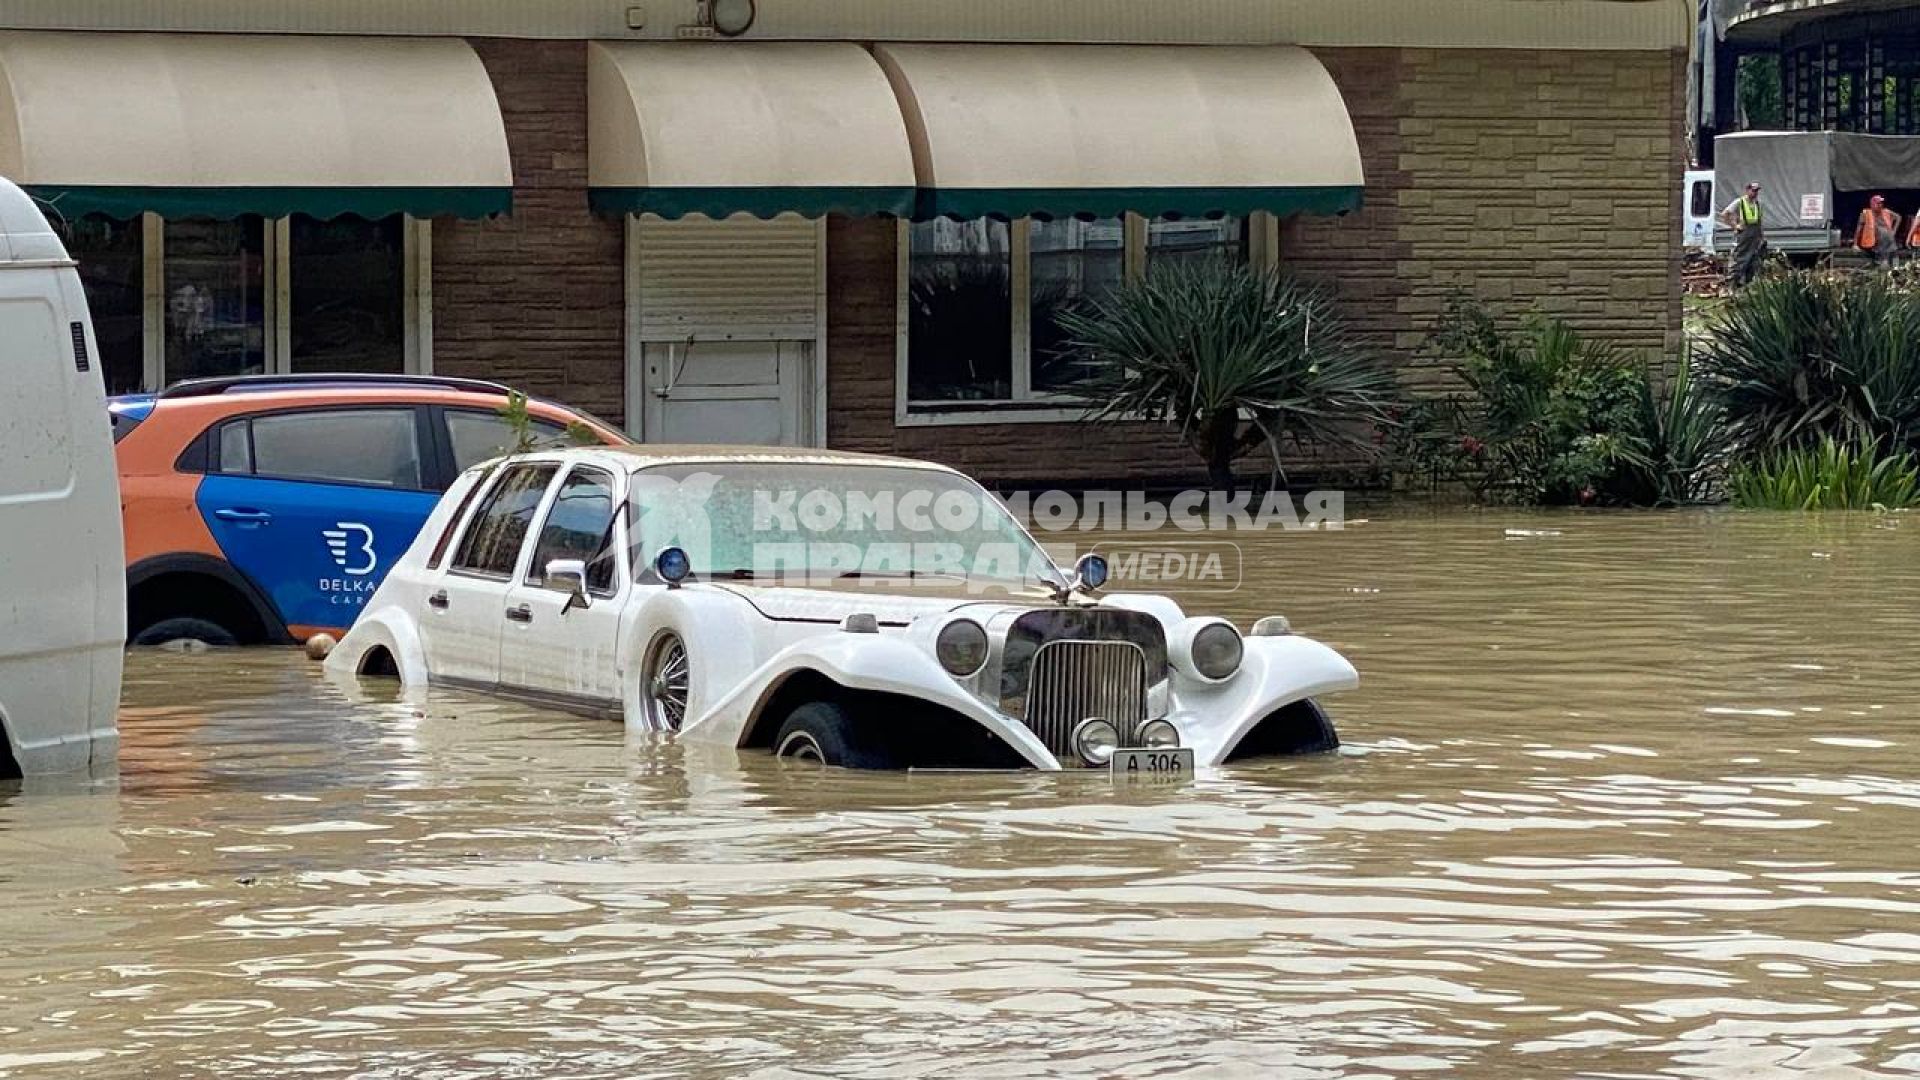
837, 569, 923, 580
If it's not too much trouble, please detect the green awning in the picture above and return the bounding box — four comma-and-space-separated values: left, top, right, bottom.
588, 43, 916, 220
875, 44, 1367, 223
589, 185, 914, 220
913, 186, 1364, 223
27, 186, 511, 222
0, 31, 513, 222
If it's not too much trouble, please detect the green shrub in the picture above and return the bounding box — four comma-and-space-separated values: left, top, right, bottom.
1060, 262, 1399, 490
1727, 438, 1920, 510
1631, 359, 1728, 506
1403, 301, 1725, 506
1699, 271, 1920, 456
1413, 303, 1687, 504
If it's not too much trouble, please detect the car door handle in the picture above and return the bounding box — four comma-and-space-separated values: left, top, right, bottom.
427, 590, 448, 610
505, 604, 533, 623
212, 507, 273, 525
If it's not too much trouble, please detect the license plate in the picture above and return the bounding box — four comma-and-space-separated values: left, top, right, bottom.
1110, 747, 1195, 780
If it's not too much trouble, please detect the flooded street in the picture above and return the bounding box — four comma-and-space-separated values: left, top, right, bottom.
5, 509, 1920, 1078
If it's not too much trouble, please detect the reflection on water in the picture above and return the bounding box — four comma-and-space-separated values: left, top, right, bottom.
3, 509, 1919, 1077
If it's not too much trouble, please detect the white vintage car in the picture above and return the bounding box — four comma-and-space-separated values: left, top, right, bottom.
325, 446, 1358, 771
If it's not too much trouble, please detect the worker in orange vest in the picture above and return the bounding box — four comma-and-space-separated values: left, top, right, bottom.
1857, 194, 1899, 268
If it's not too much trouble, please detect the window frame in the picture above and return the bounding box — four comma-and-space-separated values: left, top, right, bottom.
895, 211, 1280, 427
427, 462, 501, 571
522, 463, 626, 599
207, 404, 435, 492
135, 212, 433, 393
448, 461, 562, 582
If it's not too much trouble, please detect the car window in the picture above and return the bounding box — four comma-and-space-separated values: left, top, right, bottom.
1691, 180, 1712, 218
527, 467, 620, 595
446, 409, 569, 472
451, 462, 559, 578
427, 465, 498, 570
225, 408, 424, 488
217, 421, 252, 474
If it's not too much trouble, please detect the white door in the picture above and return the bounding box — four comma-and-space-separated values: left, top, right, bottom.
641, 340, 810, 446
626, 214, 823, 447
425, 461, 559, 686
499, 463, 628, 706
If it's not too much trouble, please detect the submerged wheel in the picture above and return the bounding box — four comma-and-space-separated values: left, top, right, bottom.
641, 633, 690, 731
131, 616, 238, 649
773, 701, 898, 770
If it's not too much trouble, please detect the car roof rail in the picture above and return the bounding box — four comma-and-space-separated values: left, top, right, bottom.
157, 373, 517, 400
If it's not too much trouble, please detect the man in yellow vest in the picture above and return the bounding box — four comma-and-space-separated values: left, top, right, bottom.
1856, 194, 1899, 268
1719, 182, 1767, 286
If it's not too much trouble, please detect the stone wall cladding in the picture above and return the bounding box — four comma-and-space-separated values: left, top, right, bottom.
826, 46, 1685, 486
1282, 48, 1410, 362
432, 39, 627, 426
1390, 48, 1684, 393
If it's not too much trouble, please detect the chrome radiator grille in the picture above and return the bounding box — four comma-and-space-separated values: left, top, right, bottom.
1023, 640, 1149, 759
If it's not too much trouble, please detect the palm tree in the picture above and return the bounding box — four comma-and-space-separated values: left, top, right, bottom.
1057, 262, 1398, 490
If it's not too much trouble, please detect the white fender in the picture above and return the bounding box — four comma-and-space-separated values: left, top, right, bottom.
1169, 633, 1358, 766
617, 586, 763, 732
687, 632, 1063, 770
323, 608, 428, 685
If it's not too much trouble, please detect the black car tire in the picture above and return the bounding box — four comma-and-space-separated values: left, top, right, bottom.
131, 616, 239, 649
773, 701, 897, 770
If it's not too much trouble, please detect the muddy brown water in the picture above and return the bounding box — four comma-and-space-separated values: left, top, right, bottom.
4, 509, 1920, 1078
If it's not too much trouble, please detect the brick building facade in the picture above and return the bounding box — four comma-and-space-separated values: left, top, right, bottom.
0, 2, 1690, 489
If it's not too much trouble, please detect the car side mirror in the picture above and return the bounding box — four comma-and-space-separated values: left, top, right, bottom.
545, 558, 591, 612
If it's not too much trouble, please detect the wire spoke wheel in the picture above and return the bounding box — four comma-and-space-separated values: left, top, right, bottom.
644, 633, 689, 732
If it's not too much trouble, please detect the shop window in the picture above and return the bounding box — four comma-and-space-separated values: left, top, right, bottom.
290, 215, 406, 374
902, 214, 1256, 414
58, 217, 144, 395
906, 219, 1013, 401
165, 216, 267, 383
1029, 217, 1124, 395
60, 213, 428, 392
1146, 217, 1247, 269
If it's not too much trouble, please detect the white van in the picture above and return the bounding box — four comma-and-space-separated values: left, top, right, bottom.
1683, 168, 1717, 253
0, 177, 123, 777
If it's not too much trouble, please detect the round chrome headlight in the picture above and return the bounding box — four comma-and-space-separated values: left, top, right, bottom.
1138, 718, 1180, 748
935, 618, 989, 677
1191, 622, 1244, 680
1073, 717, 1119, 766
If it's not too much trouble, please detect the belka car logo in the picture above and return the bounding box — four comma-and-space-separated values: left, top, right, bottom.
323, 522, 378, 576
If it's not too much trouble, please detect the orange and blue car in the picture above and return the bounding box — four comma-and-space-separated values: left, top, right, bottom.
110, 374, 627, 647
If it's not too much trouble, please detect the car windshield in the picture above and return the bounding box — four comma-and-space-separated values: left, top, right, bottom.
629, 461, 1063, 590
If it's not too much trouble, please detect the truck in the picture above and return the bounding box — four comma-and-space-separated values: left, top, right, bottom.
1707, 130, 1920, 259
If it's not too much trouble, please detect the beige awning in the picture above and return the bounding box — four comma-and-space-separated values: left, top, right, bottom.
588, 42, 915, 218
873, 44, 1365, 220
0, 31, 512, 219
